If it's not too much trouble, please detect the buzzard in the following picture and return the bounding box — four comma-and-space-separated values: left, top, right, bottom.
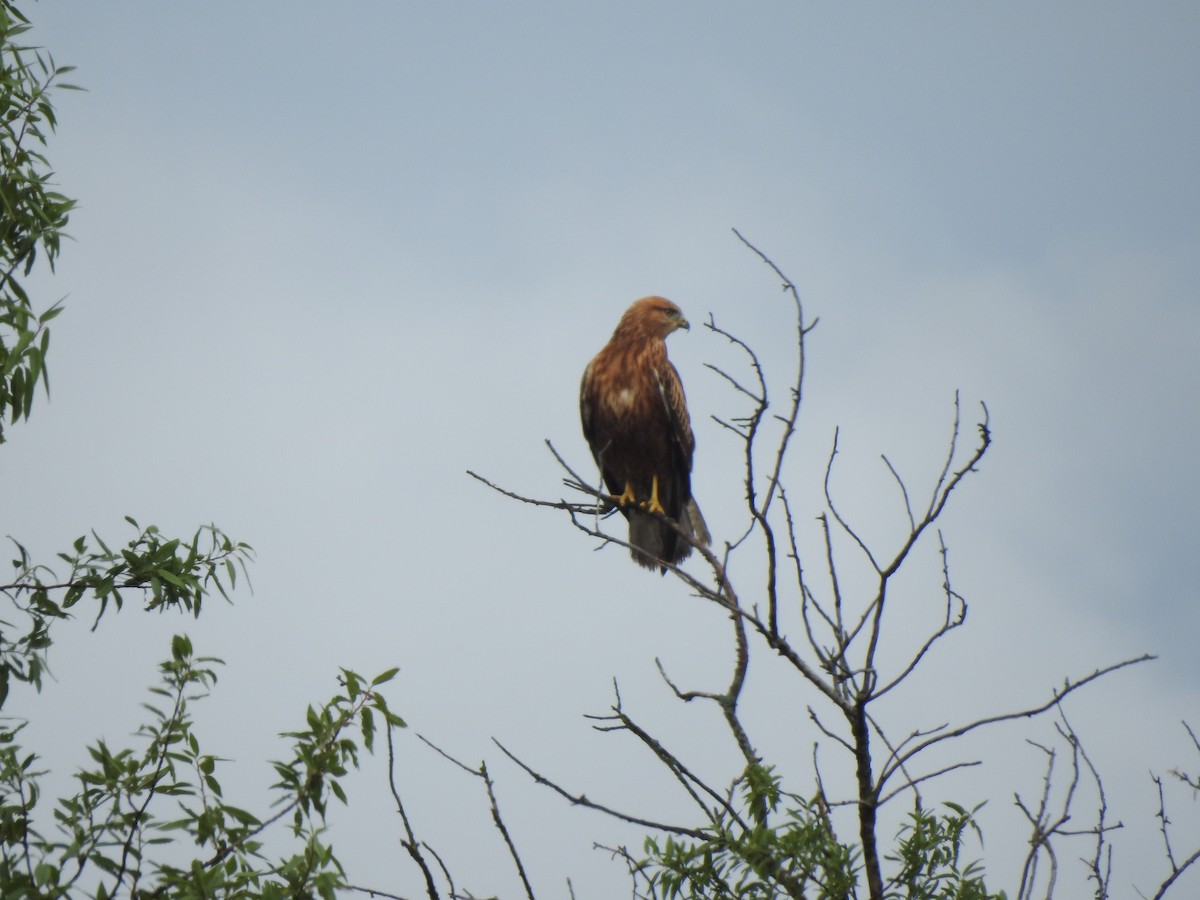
580, 296, 709, 572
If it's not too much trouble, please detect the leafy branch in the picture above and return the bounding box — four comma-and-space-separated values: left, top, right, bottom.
0, 3, 80, 442
0, 518, 253, 708
0, 634, 407, 900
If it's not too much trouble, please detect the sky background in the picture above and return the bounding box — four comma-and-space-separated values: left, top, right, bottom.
4, 2, 1199, 896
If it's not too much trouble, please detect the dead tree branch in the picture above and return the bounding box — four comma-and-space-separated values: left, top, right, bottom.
493, 739, 710, 841
466, 232, 1168, 900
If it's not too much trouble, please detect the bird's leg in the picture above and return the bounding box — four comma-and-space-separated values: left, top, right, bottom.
643, 475, 666, 515
613, 481, 638, 508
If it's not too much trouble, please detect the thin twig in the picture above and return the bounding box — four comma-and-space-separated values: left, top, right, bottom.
416, 735, 535, 898
880, 655, 1154, 793
388, 727, 442, 900
481, 761, 536, 900
493, 739, 709, 841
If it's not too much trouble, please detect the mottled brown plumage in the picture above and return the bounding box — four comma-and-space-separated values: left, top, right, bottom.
580, 296, 709, 572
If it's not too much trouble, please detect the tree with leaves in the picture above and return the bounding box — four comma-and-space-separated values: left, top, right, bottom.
0, 6, 404, 898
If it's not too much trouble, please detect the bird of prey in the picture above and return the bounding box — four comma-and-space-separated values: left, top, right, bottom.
580, 296, 709, 572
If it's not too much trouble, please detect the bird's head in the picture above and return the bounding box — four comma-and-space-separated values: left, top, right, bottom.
617, 295, 690, 340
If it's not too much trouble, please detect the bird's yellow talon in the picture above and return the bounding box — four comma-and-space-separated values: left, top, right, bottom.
613, 482, 638, 508
645, 475, 666, 515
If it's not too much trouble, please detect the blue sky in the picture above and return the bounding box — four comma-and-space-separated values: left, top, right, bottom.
5, 2, 1200, 896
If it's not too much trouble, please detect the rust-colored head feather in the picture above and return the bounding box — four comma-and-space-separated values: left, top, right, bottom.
610, 295, 691, 342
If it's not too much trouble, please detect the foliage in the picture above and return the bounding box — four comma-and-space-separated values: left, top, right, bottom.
0, 0, 255, 709
2, 519, 252, 706
0, 634, 405, 899
0, 6, 409, 899
644, 764, 860, 899
0, 0, 77, 445
886, 803, 998, 900
641, 765, 1003, 900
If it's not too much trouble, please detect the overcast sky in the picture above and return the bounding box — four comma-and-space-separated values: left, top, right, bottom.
5, 2, 1199, 897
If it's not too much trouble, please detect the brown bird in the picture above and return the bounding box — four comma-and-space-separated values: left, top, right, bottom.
580, 296, 710, 572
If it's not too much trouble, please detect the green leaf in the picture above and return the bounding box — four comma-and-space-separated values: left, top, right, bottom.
171, 633, 193, 660
329, 779, 347, 805
360, 707, 375, 752
370, 666, 399, 686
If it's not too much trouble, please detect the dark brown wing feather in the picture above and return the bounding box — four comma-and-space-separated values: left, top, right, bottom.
655, 359, 709, 548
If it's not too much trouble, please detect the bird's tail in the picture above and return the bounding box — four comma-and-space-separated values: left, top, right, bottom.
628, 511, 669, 571
682, 497, 710, 548
627, 497, 711, 572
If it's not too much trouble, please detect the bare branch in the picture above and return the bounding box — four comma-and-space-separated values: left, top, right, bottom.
866, 711, 951, 809
704, 310, 782, 634
466, 468, 595, 515
589, 678, 748, 829
653, 658, 757, 771
808, 706, 854, 755
594, 843, 656, 900
1168, 721, 1200, 792
703, 360, 763, 404
1072, 717, 1116, 899
387, 728, 442, 900
1151, 847, 1200, 900
878, 760, 983, 807
481, 761, 536, 900
1185, 721, 1200, 755
1149, 722, 1200, 900
1015, 738, 1062, 900
925, 391, 965, 522
861, 401, 991, 686
870, 532, 967, 702
880, 655, 1155, 793
422, 845, 457, 900
466, 233, 1168, 900
493, 739, 710, 841
417, 733, 479, 777
479, 450, 851, 717
823, 428, 882, 574
1014, 715, 1125, 900
729, 229, 817, 525
718, 233, 817, 639
880, 453, 917, 533
345, 885, 420, 900
413, 735, 535, 899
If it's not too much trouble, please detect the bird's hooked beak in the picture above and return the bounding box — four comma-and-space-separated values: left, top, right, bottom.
678, 316, 690, 332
